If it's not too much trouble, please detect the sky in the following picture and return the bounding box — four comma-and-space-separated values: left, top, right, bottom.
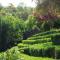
0, 0, 36, 7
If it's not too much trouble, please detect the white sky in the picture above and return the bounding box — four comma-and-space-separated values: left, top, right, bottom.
0, 0, 36, 7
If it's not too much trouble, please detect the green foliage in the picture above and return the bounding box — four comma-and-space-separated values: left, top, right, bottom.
0, 1, 60, 60
25, 15, 36, 31
55, 46, 60, 59
0, 47, 21, 60
23, 42, 55, 57
41, 21, 52, 31
22, 40, 36, 44
0, 46, 53, 60
18, 43, 28, 48
0, 15, 24, 50
22, 38, 51, 44
28, 29, 60, 39
17, 29, 60, 59
52, 34, 60, 45
54, 18, 60, 28
0, 4, 33, 20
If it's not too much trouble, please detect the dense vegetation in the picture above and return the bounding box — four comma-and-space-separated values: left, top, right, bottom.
0, 0, 60, 60
0, 15, 24, 50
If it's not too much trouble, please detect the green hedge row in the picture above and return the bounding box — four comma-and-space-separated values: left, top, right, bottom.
18, 43, 28, 48
18, 43, 60, 59
22, 38, 51, 44
32, 29, 60, 37
28, 33, 60, 40
52, 34, 60, 45
54, 46, 60, 59
17, 29, 60, 59
23, 44, 60, 59
27, 33, 60, 45
23, 43, 54, 57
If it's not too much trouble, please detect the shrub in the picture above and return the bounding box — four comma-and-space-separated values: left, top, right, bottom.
22, 38, 51, 44
55, 46, 60, 59
40, 21, 51, 31
0, 47, 21, 60
28, 33, 60, 41
0, 15, 24, 50
52, 34, 60, 45
23, 42, 55, 57
31, 29, 60, 37
23, 15, 37, 39
54, 18, 60, 28
17, 43, 28, 48
22, 40, 36, 44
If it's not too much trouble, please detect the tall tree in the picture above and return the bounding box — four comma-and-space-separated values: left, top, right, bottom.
35, 0, 60, 15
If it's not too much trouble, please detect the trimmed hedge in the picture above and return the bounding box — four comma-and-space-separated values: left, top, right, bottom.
55, 46, 60, 59
18, 43, 28, 48
23, 45, 60, 59
32, 29, 60, 37
17, 29, 60, 59
52, 35, 60, 45
22, 38, 51, 44
22, 40, 36, 44
23, 42, 55, 57
28, 33, 60, 40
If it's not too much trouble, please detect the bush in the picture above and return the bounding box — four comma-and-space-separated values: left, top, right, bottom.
17, 43, 28, 48
0, 15, 24, 50
23, 42, 55, 57
54, 18, 60, 28
52, 34, 60, 45
22, 38, 51, 44
55, 46, 60, 59
40, 21, 51, 31
28, 33, 60, 41
23, 45, 60, 59
31, 29, 60, 37
22, 43, 60, 59
0, 47, 21, 60
23, 15, 37, 39
22, 40, 36, 44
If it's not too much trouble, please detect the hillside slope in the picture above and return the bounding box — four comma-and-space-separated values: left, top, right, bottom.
18, 29, 60, 59
0, 29, 60, 60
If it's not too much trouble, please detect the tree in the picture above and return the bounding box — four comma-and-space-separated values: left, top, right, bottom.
0, 15, 24, 51
32, 0, 60, 31
35, 0, 60, 15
